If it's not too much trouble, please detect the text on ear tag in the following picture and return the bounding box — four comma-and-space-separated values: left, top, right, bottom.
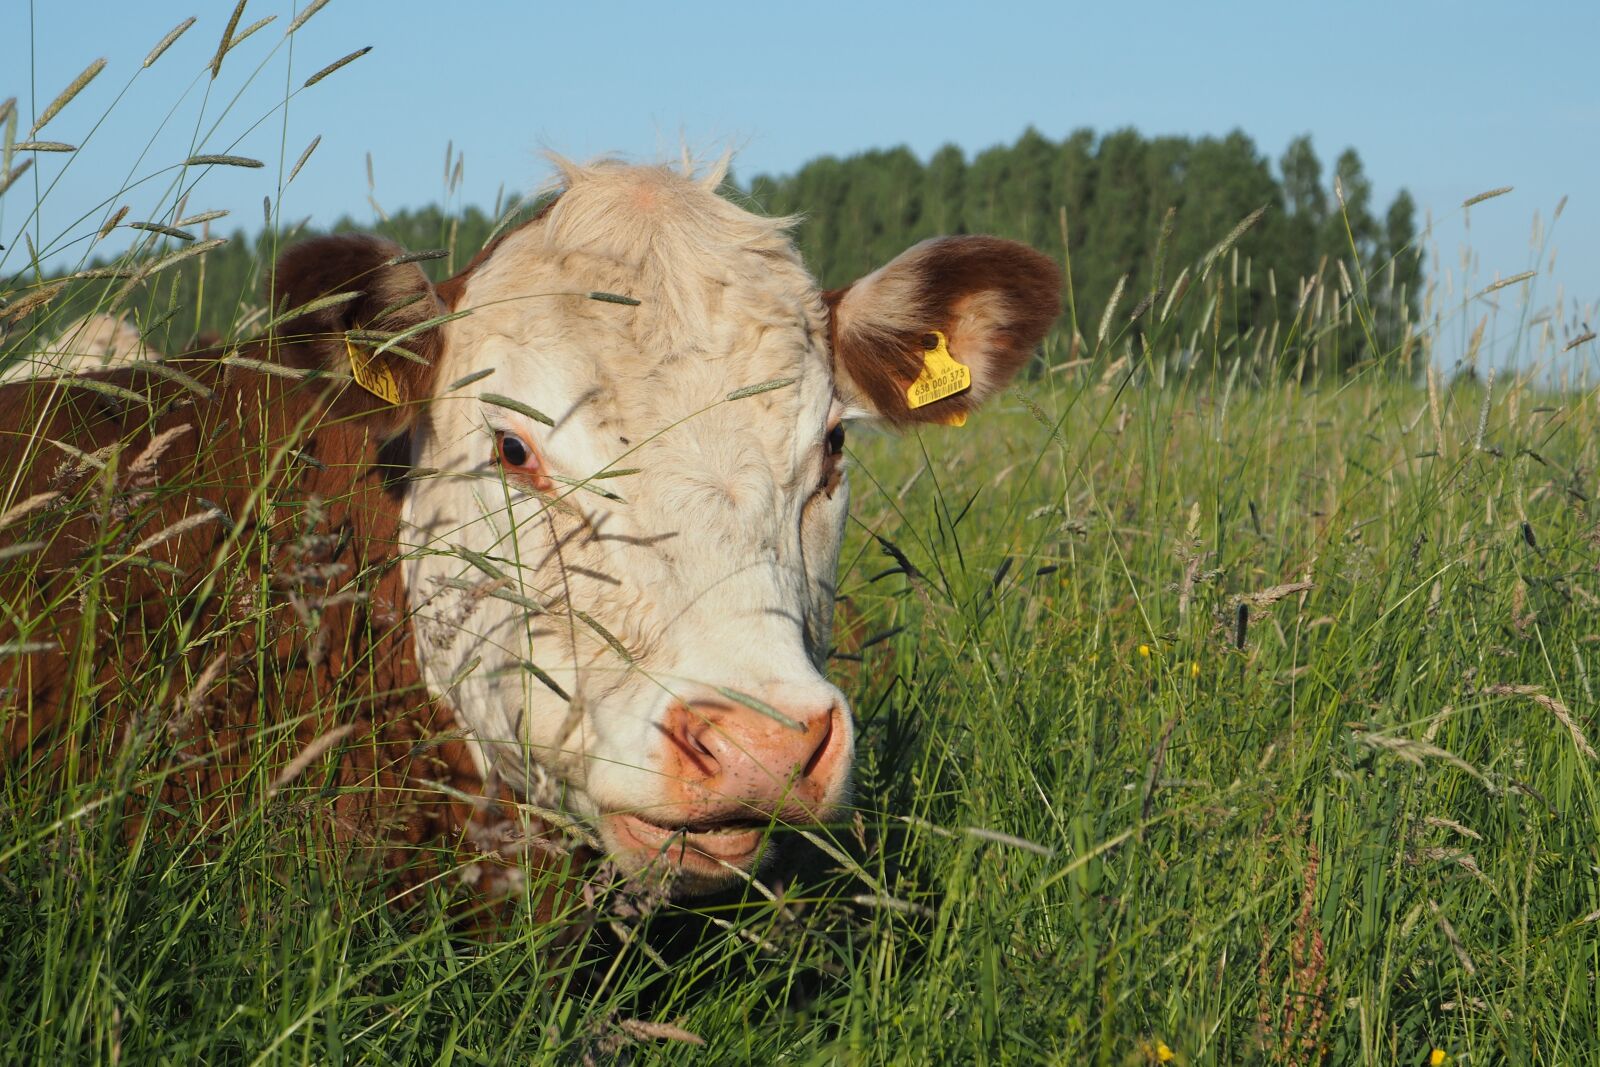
347, 339, 400, 405
906, 330, 972, 412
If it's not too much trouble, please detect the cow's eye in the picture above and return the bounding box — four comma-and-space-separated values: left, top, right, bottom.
497, 431, 532, 468
493, 430, 553, 491
817, 422, 845, 498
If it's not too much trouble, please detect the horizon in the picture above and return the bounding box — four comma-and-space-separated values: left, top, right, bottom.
4, 1, 1595, 374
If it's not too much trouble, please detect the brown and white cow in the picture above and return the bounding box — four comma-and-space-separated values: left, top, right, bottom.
2, 313, 156, 381
1, 159, 1058, 898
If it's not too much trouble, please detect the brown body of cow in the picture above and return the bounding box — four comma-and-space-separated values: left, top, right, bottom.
1, 159, 1059, 912
0, 322, 527, 904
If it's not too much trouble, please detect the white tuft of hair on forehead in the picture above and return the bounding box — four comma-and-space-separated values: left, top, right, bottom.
696, 149, 733, 191
532, 156, 804, 356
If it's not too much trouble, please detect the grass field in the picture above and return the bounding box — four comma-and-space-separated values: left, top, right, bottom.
4, 340, 1598, 1065
4, 14, 1600, 1065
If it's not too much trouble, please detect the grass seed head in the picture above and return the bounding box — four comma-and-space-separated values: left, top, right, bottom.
144, 16, 196, 67
29, 58, 105, 137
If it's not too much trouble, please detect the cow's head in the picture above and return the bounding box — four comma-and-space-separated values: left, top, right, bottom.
273, 160, 1059, 894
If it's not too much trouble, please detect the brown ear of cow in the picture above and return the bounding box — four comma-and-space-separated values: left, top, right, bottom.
267, 234, 444, 436
825, 236, 1061, 427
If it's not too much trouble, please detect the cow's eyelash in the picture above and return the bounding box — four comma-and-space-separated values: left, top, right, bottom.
482, 416, 544, 459
481, 413, 520, 437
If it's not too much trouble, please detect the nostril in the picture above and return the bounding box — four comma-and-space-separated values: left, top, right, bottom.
664, 704, 719, 778
802, 706, 837, 779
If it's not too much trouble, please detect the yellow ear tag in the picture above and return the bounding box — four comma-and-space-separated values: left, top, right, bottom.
346, 339, 400, 406
905, 330, 971, 421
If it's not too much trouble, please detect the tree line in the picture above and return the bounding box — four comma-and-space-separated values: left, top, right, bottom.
8, 128, 1422, 376
745, 128, 1422, 373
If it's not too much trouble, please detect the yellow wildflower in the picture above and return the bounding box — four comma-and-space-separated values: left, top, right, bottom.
1429, 1051, 1447, 1067
1189, 661, 1200, 678
1139, 1039, 1176, 1063
1138, 644, 1151, 658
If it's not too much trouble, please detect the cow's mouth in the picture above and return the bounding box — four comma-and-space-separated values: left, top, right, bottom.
605, 812, 775, 878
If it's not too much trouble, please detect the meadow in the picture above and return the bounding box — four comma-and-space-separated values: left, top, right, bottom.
3, 10, 1599, 1065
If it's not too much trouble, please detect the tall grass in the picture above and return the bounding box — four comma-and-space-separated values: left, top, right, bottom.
3, 7, 1599, 1065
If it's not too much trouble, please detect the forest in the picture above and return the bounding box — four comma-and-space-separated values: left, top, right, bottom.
8, 127, 1423, 377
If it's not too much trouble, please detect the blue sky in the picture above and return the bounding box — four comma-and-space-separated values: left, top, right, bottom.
4, 1, 1596, 355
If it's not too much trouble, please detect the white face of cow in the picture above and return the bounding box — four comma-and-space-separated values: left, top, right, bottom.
390, 160, 1058, 894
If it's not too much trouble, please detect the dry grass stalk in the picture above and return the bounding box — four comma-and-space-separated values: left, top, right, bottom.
1478, 271, 1537, 298
1423, 704, 1454, 742
267, 724, 360, 799
1510, 580, 1536, 635
30, 58, 105, 136
112, 238, 227, 307
144, 16, 196, 67
1160, 266, 1190, 322
616, 1019, 705, 1046
1462, 186, 1513, 208
2, 281, 68, 323
1484, 684, 1596, 761
0, 491, 63, 533
227, 15, 276, 51
47, 440, 114, 481
210, 1, 247, 80
131, 507, 225, 556
129, 221, 194, 242
1424, 815, 1481, 840
0, 159, 34, 197
97, 204, 129, 239
962, 825, 1055, 857
0, 641, 56, 655
286, 0, 332, 35
304, 47, 373, 89
1238, 580, 1313, 609
1208, 205, 1268, 266
1473, 365, 1495, 450
220, 354, 308, 380
288, 135, 321, 185
851, 893, 937, 918
1176, 551, 1202, 619
182, 155, 263, 169
1097, 274, 1127, 346
1411, 846, 1489, 884
701, 913, 785, 957
1353, 732, 1495, 791
1428, 900, 1478, 976
124, 423, 192, 486
1464, 315, 1487, 367
1142, 715, 1181, 820
175, 651, 229, 731
175, 209, 228, 227
1425, 364, 1445, 454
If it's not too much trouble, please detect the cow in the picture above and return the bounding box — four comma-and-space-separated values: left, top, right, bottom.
2, 313, 155, 381
0, 158, 1059, 903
